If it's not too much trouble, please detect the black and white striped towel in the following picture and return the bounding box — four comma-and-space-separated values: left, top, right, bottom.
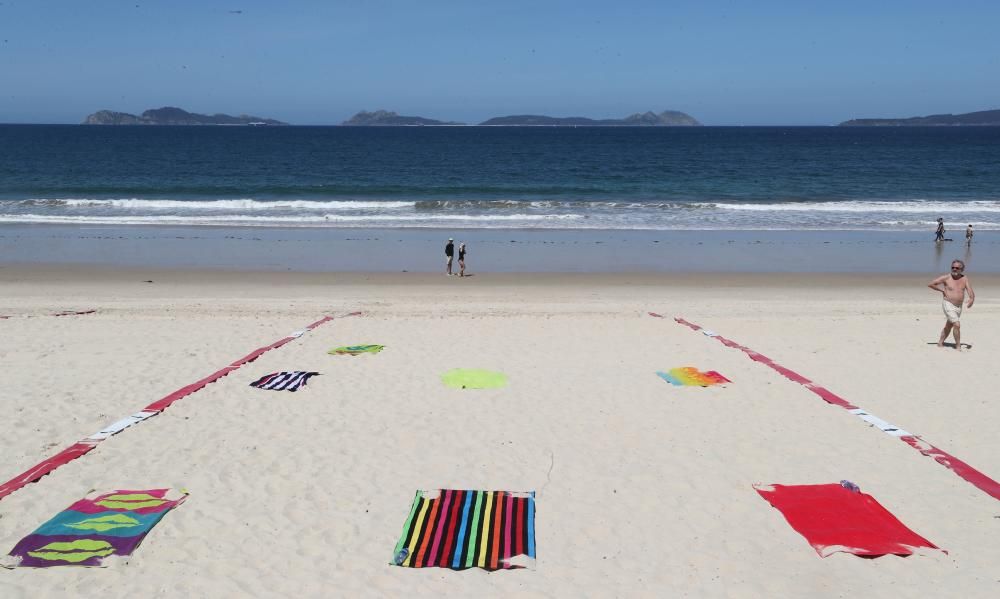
249, 371, 320, 392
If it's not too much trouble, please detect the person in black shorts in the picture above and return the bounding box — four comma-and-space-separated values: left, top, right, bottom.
458, 242, 467, 277
445, 238, 454, 275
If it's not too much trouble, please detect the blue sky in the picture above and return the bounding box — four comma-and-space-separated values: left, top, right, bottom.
0, 0, 997, 125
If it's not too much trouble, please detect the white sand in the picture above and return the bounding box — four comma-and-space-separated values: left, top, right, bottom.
0, 267, 997, 597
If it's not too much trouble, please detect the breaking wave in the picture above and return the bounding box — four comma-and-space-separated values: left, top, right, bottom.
2, 198, 1000, 230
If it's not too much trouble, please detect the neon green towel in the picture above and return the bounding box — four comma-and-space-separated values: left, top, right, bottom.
441, 369, 508, 389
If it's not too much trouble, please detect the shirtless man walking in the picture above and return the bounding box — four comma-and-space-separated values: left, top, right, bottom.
928, 259, 975, 350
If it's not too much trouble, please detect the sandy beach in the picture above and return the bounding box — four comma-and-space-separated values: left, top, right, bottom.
0, 264, 997, 597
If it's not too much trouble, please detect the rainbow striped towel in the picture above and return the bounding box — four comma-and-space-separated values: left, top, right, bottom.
657, 367, 731, 387
3, 489, 187, 568
392, 490, 535, 571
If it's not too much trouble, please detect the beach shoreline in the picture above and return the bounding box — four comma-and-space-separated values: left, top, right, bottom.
1, 223, 994, 273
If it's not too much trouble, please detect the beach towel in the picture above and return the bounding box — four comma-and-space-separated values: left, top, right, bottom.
656, 367, 730, 387
329, 344, 385, 355
2, 489, 187, 568
249, 371, 319, 392
441, 369, 508, 389
392, 490, 535, 571
754, 483, 939, 557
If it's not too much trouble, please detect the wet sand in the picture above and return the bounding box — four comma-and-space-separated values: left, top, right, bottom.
0, 224, 995, 273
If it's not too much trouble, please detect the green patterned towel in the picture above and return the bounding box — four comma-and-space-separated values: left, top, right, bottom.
329, 344, 385, 356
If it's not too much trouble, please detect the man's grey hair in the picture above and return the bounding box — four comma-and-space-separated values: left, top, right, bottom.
952, 259, 966, 269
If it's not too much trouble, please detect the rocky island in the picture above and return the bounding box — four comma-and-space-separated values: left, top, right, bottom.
342, 109, 700, 126
839, 108, 1000, 126
342, 110, 464, 126
479, 110, 701, 126
83, 107, 288, 125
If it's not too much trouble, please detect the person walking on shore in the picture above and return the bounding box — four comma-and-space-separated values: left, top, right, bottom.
458, 242, 467, 277
445, 238, 455, 275
966, 224, 974, 245
934, 218, 945, 242
928, 259, 975, 350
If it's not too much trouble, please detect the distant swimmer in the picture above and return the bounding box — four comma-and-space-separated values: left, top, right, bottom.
458, 242, 467, 277
928, 259, 975, 351
966, 224, 974, 245
934, 218, 945, 242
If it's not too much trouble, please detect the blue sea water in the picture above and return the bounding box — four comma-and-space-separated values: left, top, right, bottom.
1, 125, 999, 231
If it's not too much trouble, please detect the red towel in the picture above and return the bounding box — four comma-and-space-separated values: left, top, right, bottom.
755, 483, 939, 557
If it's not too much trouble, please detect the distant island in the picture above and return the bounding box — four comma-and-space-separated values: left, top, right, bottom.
342, 110, 465, 126
83, 107, 288, 126
479, 110, 701, 127
839, 108, 1000, 126
342, 109, 700, 126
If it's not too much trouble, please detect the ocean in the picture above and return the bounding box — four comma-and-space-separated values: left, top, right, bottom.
2, 125, 999, 231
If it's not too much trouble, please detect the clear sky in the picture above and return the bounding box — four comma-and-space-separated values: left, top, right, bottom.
1, 0, 997, 125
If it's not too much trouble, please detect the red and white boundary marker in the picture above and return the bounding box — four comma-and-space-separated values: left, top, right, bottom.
0, 312, 361, 502
650, 312, 1000, 502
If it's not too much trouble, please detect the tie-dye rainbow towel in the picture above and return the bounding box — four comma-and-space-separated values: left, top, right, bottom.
2, 489, 187, 568
657, 367, 731, 387
329, 344, 385, 355
392, 489, 535, 571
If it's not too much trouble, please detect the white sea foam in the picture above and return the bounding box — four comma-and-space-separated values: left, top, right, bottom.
10, 198, 1000, 215
320, 214, 582, 221
876, 220, 1000, 227
4, 197, 1000, 231
714, 200, 1000, 213
4, 211, 999, 231
19, 198, 416, 210
0, 213, 582, 225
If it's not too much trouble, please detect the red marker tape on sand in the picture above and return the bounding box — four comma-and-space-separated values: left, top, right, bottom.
0, 312, 361, 502
651, 312, 1000, 501
0, 441, 101, 502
